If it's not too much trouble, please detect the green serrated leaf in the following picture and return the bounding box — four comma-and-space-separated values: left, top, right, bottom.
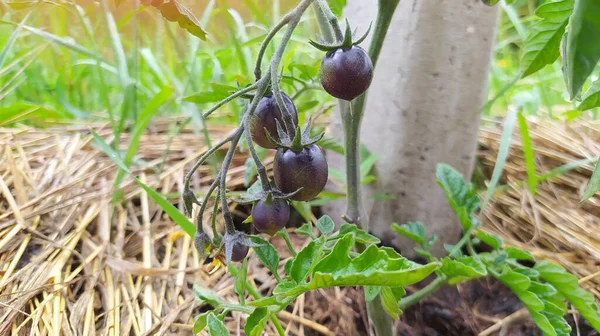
497, 268, 531, 292
249, 236, 280, 277
440, 256, 487, 282
291, 201, 314, 223
316, 215, 335, 235
295, 222, 315, 237
273, 280, 297, 295
207, 312, 229, 336
566, 0, 600, 98
493, 252, 509, 265
520, 0, 573, 77
512, 266, 540, 279
456, 207, 475, 231
391, 222, 426, 246
245, 180, 263, 199
535, 261, 600, 331
474, 231, 503, 249
193, 312, 211, 334
436, 164, 480, 215
528, 281, 557, 297
290, 237, 326, 283
318, 136, 345, 155
578, 79, 600, 110
338, 223, 380, 245
234, 259, 248, 302
582, 159, 600, 201
380, 286, 405, 320
543, 311, 572, 336
248, 296, 280, 308
365, 286, 382, 302
544, 297, 569, 316
313, 233, 355, 273
244, 307, 270, 336
530, 310, 558, 336
284, 259, 293, 276
275, 245, 439, 298
505, 246, 535, 261
193, 283, 224, 307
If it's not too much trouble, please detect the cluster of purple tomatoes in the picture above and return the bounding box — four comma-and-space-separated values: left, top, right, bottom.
232, 45, 374, 261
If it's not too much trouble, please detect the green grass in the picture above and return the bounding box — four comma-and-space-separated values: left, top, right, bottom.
0, 0, 329, 128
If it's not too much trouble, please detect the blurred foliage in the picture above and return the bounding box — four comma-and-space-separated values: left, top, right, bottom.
1, 0, 599, 127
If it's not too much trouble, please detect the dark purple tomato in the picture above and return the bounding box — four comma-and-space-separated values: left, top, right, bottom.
252, 199, 290, 236
250, 93, 298, 149
231, 243, 249, 262
320, 46, 373, 101
274, 144, 328, 201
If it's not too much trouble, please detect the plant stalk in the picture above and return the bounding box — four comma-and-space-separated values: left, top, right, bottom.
319, 0, 401, 335
269, 0, 315, 137
398, 275, 447, 310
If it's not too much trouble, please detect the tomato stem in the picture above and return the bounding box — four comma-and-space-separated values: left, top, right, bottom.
315, 0, 344, 42
269, 0, 315, 140
324, 0, 400, 335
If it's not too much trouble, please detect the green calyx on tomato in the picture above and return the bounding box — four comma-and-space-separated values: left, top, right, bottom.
309, 19, 371, 52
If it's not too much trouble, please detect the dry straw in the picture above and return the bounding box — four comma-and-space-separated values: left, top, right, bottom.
0, 117, 599, 335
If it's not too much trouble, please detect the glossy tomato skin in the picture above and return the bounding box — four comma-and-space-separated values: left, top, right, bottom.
250, 93, 298, 149
252, 199, 290, 235
274, 144, 328, 201
231, 243, 249, 262
320, 46, 373, 101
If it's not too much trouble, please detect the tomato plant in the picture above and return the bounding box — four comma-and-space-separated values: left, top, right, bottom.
166, 0, 600, 335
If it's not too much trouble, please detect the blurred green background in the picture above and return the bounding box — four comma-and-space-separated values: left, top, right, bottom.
0, 0, 596, 131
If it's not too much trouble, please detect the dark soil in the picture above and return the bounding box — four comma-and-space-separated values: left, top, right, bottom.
303, 277, 600, 336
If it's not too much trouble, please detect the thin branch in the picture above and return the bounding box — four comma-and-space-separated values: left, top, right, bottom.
315, 0, 343, 42
184, 129, 238, 191
398, 275, 447, 310
269, 0, 315, 138
197, 176, 220, 232
202, 83, 258, 118
254, 13, 292, 81
220, 130, 244, 234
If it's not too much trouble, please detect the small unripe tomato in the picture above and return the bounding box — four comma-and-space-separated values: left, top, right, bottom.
231, 243, 249, 262
320, 46, 373, 101
274, 144, 328, 201
252, 199, 290, 236
250, 93, 298, 149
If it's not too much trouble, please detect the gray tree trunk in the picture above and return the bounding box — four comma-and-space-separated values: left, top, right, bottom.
325, 0, 500, 257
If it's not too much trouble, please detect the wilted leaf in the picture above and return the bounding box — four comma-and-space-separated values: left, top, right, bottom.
155, 0, 207, 41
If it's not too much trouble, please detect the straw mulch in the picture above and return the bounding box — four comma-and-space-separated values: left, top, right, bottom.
0, 117, 599, 335
479, 118, 600, 297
